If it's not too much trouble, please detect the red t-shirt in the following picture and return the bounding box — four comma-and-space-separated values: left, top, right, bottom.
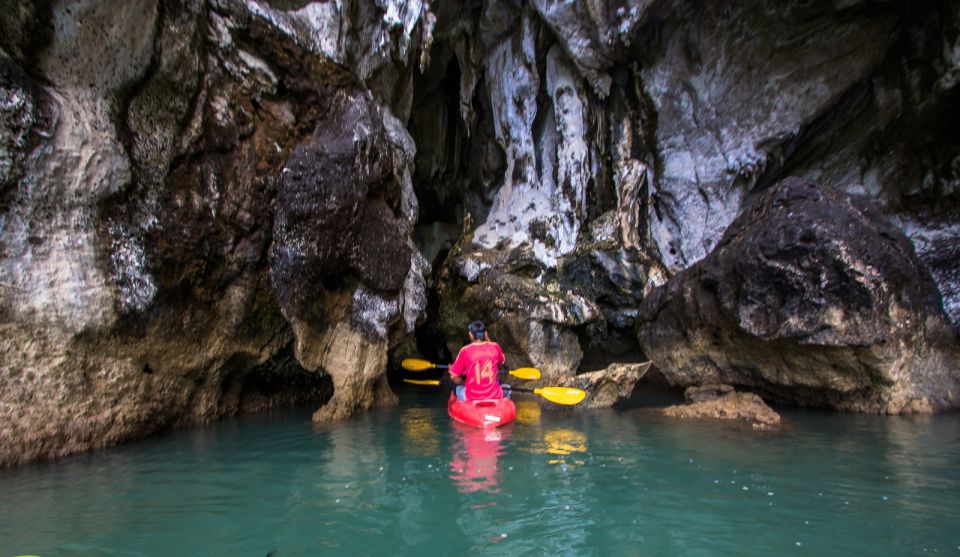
449, 342, 505, 400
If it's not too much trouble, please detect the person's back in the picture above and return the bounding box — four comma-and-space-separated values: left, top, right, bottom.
449, 321, 505, 400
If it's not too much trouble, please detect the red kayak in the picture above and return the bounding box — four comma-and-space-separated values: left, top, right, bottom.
447, 392, 516, 428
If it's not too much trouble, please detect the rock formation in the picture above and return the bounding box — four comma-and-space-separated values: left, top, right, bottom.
0, 0, 432, 466
418, 0, 960, 393
637, 178, 960, 413
663, 385, 782, 429
557, 361, 652, 409
1, 0, 959, 464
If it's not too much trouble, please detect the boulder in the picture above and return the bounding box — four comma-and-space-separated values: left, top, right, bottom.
557, 361, 652, 409
637, 177, 960, 413
663, 390, 782, 429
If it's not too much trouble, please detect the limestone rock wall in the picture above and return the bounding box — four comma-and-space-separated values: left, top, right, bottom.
416, 0, 959, 408
636, 178, 960, 413
2, 0, 960, 464
0, 0, 433, 466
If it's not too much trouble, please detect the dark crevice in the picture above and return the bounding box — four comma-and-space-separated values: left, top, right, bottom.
572, 321, 648, 373
235, 346, 333, 413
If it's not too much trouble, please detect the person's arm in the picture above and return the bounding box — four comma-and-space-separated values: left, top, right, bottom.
449, 349, 466, 384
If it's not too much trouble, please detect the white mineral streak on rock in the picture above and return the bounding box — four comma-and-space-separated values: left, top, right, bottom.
608, 96, 648, 252
418, 9, 437, 72
106, 221, 157, 313
472, 13, 544, 256
386, 108, 429, 337
906, 222, 960, 327
381, 108, 419, 227
380, 0, 424, 59
472, 22, 592, 269
641, 6, 897, 271
209, 6, 235, 48
236, 49, 279, 86
452, 33, 481, 132
940, 34, 960, 90
401, 243, 430, 334
458, 257, 490, 283
529, 291, 600, 326
221, 0, 428, 85
614, 160, 646, 250
351, 287, 401, 340
531, 0, 614, 97
0, 0, 158, 333
291, 1, 344, 61
351, 0, 428, 85
546, 45, 589, 256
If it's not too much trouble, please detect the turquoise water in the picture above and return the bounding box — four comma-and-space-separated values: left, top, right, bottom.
2, 389, 959, 557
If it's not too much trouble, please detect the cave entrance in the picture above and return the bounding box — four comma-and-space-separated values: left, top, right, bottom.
406, 34, 498, 364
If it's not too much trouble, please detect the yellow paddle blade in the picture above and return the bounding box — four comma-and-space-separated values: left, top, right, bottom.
401, 358, 437, 372
509, 367, 541, 380
403, 378, 441, 386
534, 387, 587, 405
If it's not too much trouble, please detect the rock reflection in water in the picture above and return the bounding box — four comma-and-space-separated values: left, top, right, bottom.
540, 429, 588, 466
514, 399, 541, 425
400, 407, 440, 456
515, 399, 589, 467
448, 423, 511, 493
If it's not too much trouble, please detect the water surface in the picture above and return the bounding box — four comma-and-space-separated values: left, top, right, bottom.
2, 389, 959, 556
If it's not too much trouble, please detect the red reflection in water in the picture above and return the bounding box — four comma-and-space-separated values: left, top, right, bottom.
448, 422, 511, 494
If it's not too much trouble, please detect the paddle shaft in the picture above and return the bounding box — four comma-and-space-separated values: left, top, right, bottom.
402, 378, 586, 405
502, 386, 534, 394
429, 364, 517, 376
401, 358, 541, 380
409, 376, 505, 389
425, 364, 522, 379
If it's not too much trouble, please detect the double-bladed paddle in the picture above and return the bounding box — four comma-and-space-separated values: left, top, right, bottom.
402, 378, 587, 406
401, 357, 541, 380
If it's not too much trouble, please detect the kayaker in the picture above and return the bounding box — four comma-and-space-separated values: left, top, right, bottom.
448, 320, 509, 401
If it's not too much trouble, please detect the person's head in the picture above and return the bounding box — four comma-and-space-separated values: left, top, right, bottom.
467, 320, 487, 342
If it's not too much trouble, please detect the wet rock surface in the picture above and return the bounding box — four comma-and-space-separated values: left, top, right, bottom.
0, 0, 432, 465
663, 388, 782, 429
1, 0, 959, 464
637, 178, 960, 413
557, 361, 652, 409
419, 0, 960, 390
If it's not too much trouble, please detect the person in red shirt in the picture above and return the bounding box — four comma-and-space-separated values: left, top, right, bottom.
448, 320, 509, 401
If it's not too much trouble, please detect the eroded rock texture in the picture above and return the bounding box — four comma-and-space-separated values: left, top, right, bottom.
663, 386, 782, 429
557, 361, 652, 409
415, 0, 959, 408
2, 0, 960, 464
637, 178, 960, 413
0, 0, 432, 466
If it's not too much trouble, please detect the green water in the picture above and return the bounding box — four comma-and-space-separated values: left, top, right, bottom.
2, 389, 959, 557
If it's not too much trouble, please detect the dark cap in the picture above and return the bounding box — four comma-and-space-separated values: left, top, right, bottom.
467, 320, 486, 339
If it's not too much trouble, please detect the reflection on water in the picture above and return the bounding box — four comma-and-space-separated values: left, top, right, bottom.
520, 427, 589, 466
515, 400, 589, 466
400, 407, 440, 456
1, 401, 959, 556
542, 429, 588, 466
514, 400, 542, 425
448, 423, 510, 493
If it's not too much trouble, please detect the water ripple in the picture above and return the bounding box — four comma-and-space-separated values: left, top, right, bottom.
1, 406, 959, 556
